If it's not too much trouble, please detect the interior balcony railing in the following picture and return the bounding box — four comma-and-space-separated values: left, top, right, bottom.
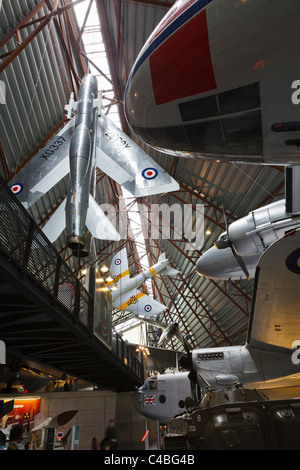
0, 176, 144, 390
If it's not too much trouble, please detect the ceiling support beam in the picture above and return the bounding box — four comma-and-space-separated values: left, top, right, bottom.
176, 184, 236, 226
61, 0, 89, 79
0, 13, 53, 74
52, 16, 81, 89
144, 240, 195, 349
0, 0, 86, 76
126, 0, 174, 7
141, 199, 250, 314
8, 117, 68, 182
166, 265, 231, 347
0, 1, 46, 51
96, 0, 129, 133
148, 230, 234, 347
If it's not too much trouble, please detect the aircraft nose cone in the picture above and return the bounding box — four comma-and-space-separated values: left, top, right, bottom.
50, 410, 78, 428
196, 246, 258, 280
196, 245, 242, 280
196, 246, 226, 279
124, 73, 145, 130
124, 57, 155, 137
132, 389, 143, 412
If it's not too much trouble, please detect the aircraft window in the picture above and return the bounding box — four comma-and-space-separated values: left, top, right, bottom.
133, 109, 262, 157
185, 113, 262, 155
148, 380, 157, 390
133, 125, 188, 149
221, 112, 262, 154
179, 95, 218, 122
218, 82, 260, 115
143, 377, 158, 390
185, 120, 224, 152
142, 379, 148, 390
178, 400, 185, 409
159, 395, 166, 404
197, 352, 224, 360
178, 82, 260, 122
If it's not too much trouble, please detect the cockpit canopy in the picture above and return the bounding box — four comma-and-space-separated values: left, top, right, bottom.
142, 376, 158, 390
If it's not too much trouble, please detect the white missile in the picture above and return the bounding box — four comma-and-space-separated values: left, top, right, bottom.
106, 249, 179, 316
30, 410, 78, 433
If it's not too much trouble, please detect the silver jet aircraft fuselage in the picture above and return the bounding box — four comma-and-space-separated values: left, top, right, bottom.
66, 74, 98, 251
10, 73, 179, 256
135, 315, 184, 347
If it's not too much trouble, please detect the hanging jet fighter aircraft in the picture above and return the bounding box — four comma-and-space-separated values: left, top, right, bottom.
10, 74, 179, 256
196, 199, 300, 280
124, 0, 300, 167
107, 248, 179, 316
133, 229, 300, 423
135, 314, 192, 349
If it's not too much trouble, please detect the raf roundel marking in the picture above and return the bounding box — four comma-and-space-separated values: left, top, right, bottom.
144, 305, 152, 313
286, 248, 300, 275
114, 258, 121, 266
10, 183, 23, 194
142, 168, 158, 180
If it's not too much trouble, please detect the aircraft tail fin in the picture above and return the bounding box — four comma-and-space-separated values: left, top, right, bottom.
161, 266, 180, 276
42, 194, 120, 243
158, 253, 166, 262
158, 253, 179, 276
42, 198, 67, 242
86, 194, 120, 241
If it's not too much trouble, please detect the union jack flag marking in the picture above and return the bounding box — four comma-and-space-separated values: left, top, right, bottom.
144, 395, 156, 406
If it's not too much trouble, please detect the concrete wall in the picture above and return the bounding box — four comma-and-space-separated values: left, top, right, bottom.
38, 389, 157, 450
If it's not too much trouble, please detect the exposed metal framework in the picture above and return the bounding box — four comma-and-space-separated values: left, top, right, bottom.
0, 0, 285, 371
0, 176, 144, 390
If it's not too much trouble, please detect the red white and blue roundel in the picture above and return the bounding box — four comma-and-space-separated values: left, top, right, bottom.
114, 258, 121, 265
10, 183, 23, 194
286, 248, 300, 275
142, 168, 158, 180
144, 304, 152, 313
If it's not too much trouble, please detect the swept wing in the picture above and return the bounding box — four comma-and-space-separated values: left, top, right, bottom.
11, 111, 179, 210
10, 118, 75, 208
95, 113, 179, 197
